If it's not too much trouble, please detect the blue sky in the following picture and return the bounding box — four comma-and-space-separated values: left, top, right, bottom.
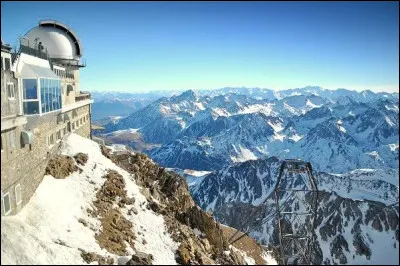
1, 1, 399, 93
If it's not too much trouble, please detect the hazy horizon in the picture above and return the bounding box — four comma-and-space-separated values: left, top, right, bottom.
2, 1, 399, 93
87, 85, 399, 95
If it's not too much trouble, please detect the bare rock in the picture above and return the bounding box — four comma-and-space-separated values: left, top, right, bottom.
74, 153, 89, 165
46, 155, 78, 179
126, 251, 154, 265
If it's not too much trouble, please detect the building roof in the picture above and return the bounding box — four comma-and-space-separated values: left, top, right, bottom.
20, 63, 60, 79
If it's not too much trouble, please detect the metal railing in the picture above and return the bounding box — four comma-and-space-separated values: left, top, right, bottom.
19, 44, 49, 61
75, 91, 91, 102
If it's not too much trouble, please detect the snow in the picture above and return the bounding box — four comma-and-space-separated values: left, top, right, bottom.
231, 145, 258, 163
388, 143, 399, 152
288, 134, 303, 142
230, 246, 255, 265
1, 133, 178, 265
283, 102, 299, 115
159, 104, 172, 115
238, 104, 274, 116
261, 250, 278, 265
385, 116, 395, 127
337, 120, 347, 133
305, 99, 320, 108
105, 128, 140, 136
176, 117, 186, 128
271, 133, 285, 141
183, 169, 211, 187
107, 144, 129, 152
267, 121, 283, 132
211, 108, 230, 117
385, 104, 399, 112
194, 102, 205, 110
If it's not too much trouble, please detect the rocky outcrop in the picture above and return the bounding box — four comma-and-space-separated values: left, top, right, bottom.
74, 153, 88, 166
107, 150, 271, 265
45, 155, 78, 179
93, 169, 136, 256
79, 249, 114, 265
126, 251, 154, 265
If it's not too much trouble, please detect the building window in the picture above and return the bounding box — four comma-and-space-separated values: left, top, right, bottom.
63, 127, 67, 135
2, 192, 11, 215
15, 184, 22, 205
9, 131, 15, 149
40, 78, 62, 114
67, 85, 73, 96
4, 58, 11, 71
72, 123, 75, 131
23, 79, 37, 100
80, 118, 83, 125
56, 130, 61, 140
23, 102, 40, 115
7, 83, 15, 99
23, 79, 39, 115
48, 134, 54, 146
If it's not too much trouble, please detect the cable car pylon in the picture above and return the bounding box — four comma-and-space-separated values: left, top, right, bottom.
274, 159, 319, 265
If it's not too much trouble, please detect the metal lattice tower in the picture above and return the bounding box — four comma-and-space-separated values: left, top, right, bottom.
274, 159, 319, 265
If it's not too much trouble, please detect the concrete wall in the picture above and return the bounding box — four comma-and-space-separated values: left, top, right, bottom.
62, 73, 77, 106
1, 103, 91, 216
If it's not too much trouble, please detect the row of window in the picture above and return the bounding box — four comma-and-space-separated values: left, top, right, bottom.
47, 127, 67, 147
46, 114, 89, 147
2, 184, 22, 215
71, 115, 89, 132
53, 68, 74, 79
0, 114, 91, 152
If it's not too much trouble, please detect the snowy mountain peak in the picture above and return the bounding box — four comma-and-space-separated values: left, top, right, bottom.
172, 89, 197, 102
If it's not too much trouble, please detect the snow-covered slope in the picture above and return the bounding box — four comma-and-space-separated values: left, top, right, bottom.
1, 134, 275, 265
1, 134, 178, 265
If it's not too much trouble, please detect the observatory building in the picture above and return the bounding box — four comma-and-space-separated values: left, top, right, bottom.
1, 20, 93, 215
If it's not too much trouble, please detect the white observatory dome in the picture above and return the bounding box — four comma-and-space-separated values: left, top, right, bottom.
24, 20, 83, 60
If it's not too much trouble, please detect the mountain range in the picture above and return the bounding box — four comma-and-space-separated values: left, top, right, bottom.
101, 87, 399, 174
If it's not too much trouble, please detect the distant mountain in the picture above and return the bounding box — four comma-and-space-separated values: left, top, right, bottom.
196, 86, 399, 103
90, 90, 180, 121
190, 157, 399, 264
102, 89, 398, 173
90, 87, 399, 121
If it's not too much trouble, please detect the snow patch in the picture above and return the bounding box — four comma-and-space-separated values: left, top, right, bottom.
1, 133, 178, 265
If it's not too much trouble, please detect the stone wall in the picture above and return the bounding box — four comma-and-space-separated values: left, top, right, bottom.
1, 68, 20, 118
1, 103, 91, 216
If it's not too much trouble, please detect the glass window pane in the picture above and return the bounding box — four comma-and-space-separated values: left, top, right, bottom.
23, 101, 39, 115
58, 80, 62, 109
45, 79, 50, 113
23, 79, 38, 100
41, 79, 45, 113
4, 194, 11, 213
49, 79, 53, 112
56, 81, 60, 110
52, 80, 56, 111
